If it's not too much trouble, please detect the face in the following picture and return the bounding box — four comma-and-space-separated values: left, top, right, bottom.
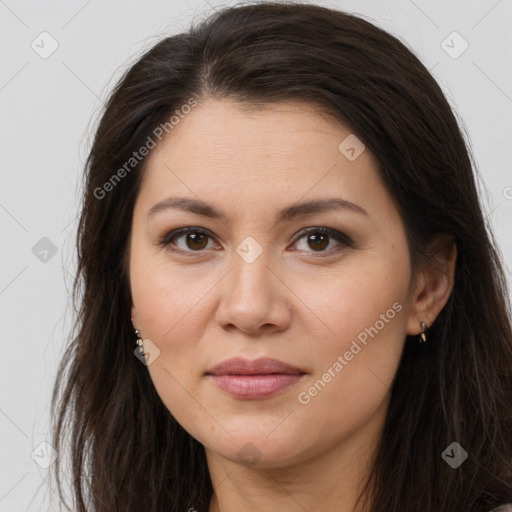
129, 99, 419, 469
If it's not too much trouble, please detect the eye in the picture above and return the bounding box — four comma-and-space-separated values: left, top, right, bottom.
157, 226, 353, 256
290, 227, 353, 255
158, 227, 219, 254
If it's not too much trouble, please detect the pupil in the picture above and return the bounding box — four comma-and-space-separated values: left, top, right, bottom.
309, 233, 328, 251
187, 233, 207, 250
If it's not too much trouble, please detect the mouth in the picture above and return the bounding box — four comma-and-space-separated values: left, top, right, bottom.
205, 357, 307, 399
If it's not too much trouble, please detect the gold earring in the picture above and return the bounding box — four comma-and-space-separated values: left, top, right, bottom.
420, 321, 427, 343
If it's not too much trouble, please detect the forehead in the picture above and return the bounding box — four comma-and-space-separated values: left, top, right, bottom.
135, 98, 390, 222
152, 99, 369, 163
142, 99, 377, 185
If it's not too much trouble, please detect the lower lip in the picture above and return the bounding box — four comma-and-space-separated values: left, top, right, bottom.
208, 374, 304, 399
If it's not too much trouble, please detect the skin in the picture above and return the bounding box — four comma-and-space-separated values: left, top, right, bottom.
129, 99, 456, 512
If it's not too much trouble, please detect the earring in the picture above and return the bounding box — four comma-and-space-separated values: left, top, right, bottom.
134, 328, 144, 357
131, 317, 143, 355
419, 321, 428, 343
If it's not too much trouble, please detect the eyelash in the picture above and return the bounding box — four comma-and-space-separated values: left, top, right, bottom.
157, 226, 354, 257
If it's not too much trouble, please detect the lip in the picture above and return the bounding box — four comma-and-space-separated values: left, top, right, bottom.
206, 357, 304, 376
205, 357, 306, 399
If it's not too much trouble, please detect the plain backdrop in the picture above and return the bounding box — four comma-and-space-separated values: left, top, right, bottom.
1, 0, 511, 510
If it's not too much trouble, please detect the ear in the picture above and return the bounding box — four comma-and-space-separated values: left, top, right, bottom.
406, 234, 457, 336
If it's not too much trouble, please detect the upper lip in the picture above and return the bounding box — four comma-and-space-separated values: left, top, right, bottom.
206, 357, 305, 376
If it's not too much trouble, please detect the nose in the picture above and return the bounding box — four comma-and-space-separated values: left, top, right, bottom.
214, 246, 292, 335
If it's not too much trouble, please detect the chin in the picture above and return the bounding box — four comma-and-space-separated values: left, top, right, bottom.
203, 429, 312, 469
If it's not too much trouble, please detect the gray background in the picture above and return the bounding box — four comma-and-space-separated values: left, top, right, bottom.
1, 0, 511, 510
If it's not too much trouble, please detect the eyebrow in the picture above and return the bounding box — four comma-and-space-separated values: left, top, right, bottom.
147, 196, 369, 224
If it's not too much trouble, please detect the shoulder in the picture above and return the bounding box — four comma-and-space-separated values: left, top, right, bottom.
490, 505, 512, 512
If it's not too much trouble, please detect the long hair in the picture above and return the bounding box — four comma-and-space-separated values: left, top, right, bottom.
50, 2, 512, 511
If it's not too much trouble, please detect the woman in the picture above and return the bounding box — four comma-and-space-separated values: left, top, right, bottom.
50, 2, 512, 511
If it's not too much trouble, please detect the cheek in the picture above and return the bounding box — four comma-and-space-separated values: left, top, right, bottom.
130, 237, 207, 328
288, 247, 410, 415
290, 249, 410, 348
291, 273, 408, 444
130, 259, 214, 425
131, 268, 208, 349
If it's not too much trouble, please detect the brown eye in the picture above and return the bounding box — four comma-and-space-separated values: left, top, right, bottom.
159, 226, 352, 257
305, 232, 329, 251
160, 228, 217, 253
292, 227, 353, 255
183, 232, 209, 250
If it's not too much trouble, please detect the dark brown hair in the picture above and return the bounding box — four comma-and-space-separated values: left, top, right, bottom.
50, 2, 512, 511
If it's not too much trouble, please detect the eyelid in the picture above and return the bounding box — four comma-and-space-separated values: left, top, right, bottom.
157, 225, 354, 255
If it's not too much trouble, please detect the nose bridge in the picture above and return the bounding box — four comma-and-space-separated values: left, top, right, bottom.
215, 234, 290, 333
229, 236, 274, 303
